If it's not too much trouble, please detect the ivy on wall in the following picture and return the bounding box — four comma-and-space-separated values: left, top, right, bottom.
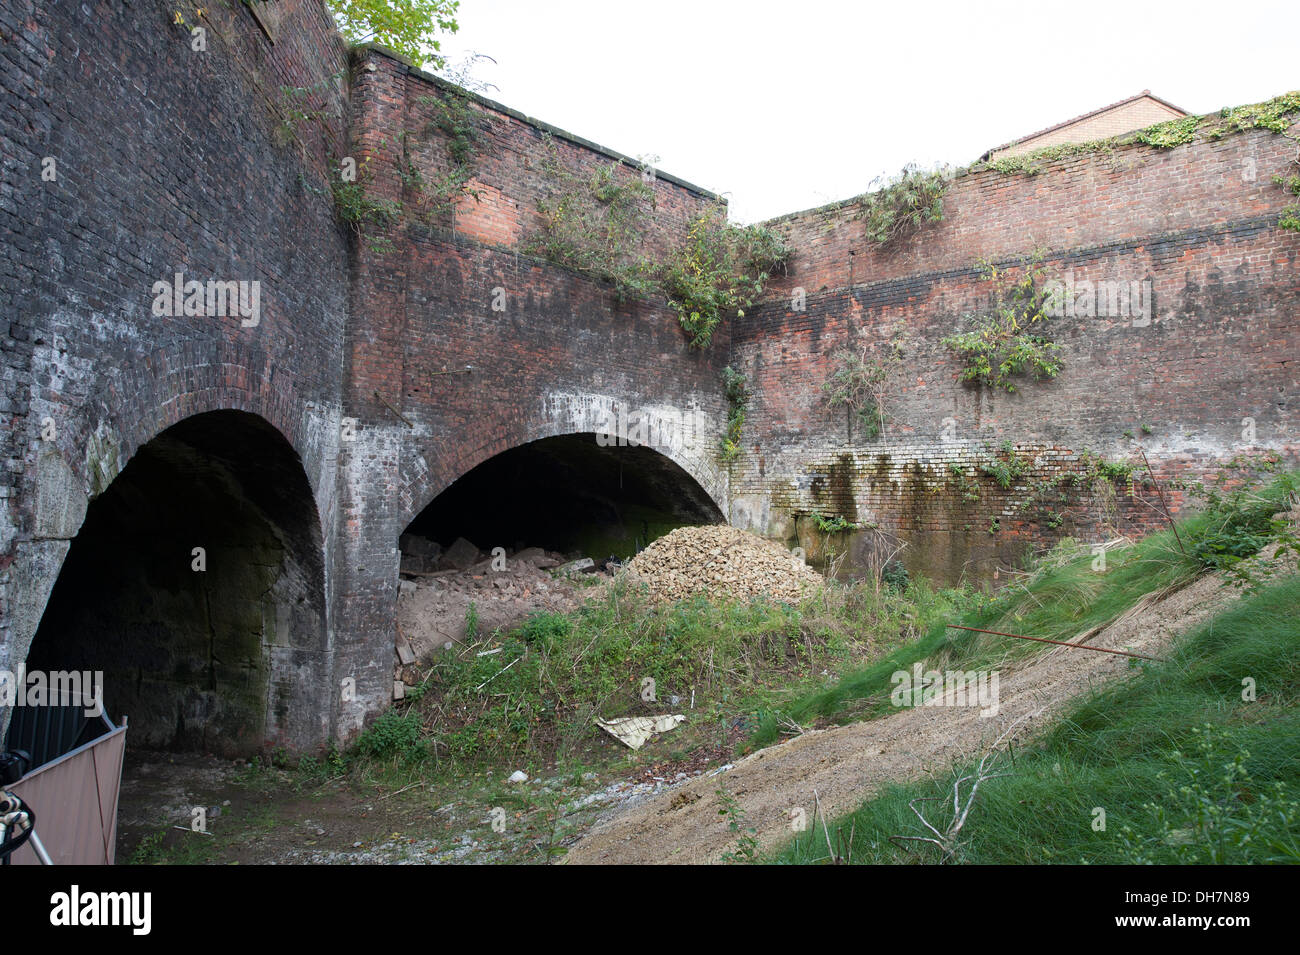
720, 366, 750, 463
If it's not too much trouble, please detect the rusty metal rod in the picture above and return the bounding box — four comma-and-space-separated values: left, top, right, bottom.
372, 390, 413, 428
945, 624, 1165, 662
1137, 445, 1188, 558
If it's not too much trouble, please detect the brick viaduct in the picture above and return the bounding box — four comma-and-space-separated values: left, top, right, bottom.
1, 0, 1296, 752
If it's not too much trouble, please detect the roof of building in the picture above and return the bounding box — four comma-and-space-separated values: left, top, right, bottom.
980, 90, 1190, 160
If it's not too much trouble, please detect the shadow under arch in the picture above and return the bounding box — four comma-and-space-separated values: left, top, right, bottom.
20, 410, 328, 755
402, 432, 725, 561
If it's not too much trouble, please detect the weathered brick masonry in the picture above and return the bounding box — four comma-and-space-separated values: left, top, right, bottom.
1, 0, 353, 749
731, 134, 1300, 580
331, 52, 730, 739
2, 0, 1296, 750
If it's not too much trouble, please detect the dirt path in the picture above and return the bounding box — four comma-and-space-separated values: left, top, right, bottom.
563, 571, 1236, 865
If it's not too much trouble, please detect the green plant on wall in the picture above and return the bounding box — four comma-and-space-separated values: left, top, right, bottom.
526, 159, 788, 348
720, 365, 750, 463
661, 205, 789, 350
332, 150, 403, 253
326, 0, 460, 70
1076, 448, 1138, 484
981, 441, 1032, 489
274, 71, 345, 149
942, 252, 1063, 393
949, 463, 981, 503
525, 138, 660, 301
822, 338, 904, 442
855, 163, 950, 245
401, 81, 486, 220
1275, 171, 1300, 233
1008, 447, 1144, 529
811, 513, 861, 534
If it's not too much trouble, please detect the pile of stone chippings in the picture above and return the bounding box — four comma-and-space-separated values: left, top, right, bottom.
622, 525, 822, 605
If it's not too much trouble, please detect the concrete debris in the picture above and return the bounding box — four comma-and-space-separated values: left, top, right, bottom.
595, 714, 686, 750
441, 537, 481, 570
556, 557, 595, 576
622, 525, 821, 605
395, 544, 614, 670
399, 533, 442, 559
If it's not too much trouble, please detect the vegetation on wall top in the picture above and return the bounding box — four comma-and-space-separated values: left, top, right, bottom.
526, 152, 789, 349
326, 0, 460, 70
978, 90, 1300, 177
854, 163, 951, 246
524, 138, 660, 301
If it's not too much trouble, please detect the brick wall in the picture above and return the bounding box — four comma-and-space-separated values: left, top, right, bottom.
730, 128, 1300, 581
329, 49, 733, 737
0, 0, 353, 747
3, 0, 1297, 750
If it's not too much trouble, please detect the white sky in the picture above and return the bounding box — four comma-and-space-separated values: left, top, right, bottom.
435, 0, 1299, 223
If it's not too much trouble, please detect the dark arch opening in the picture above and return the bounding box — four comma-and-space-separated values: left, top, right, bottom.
20, 410, 326, 755
404, 433, 723, 562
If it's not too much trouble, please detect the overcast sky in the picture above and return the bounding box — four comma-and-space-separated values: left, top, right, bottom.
435, 0, 1298, 223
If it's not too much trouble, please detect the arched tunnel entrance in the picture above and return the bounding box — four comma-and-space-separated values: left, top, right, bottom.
393, 432, 724, 664
17, 410, 327, 757
402, 433, 724, 564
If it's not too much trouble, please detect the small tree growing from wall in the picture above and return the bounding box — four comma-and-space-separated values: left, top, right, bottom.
941, 252, 1063, 393
661, 204, 789, 349
822, 336, 904, 442
325, 0, 460, 69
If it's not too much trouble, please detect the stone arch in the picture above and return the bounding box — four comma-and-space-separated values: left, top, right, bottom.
13, 409, 330, 754
400, 430, 726, 565
394, 393, 730, 536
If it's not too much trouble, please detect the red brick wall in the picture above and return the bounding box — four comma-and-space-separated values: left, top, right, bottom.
6, 0, 1298, 750
330, 49, 734, 738
730, 128, 1300, 581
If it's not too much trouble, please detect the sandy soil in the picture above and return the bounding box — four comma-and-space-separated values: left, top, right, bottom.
563, 570, 1239, 865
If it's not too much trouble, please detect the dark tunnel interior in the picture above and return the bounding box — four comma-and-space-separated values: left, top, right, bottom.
403, 433, 723, 560
20, 411, 325, 756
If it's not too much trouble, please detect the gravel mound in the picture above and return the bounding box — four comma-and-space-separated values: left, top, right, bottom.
622, 525, 821, 605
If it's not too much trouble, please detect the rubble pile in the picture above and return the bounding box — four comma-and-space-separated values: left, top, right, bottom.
622, 525, 821, 605
395, 537, 609, 685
